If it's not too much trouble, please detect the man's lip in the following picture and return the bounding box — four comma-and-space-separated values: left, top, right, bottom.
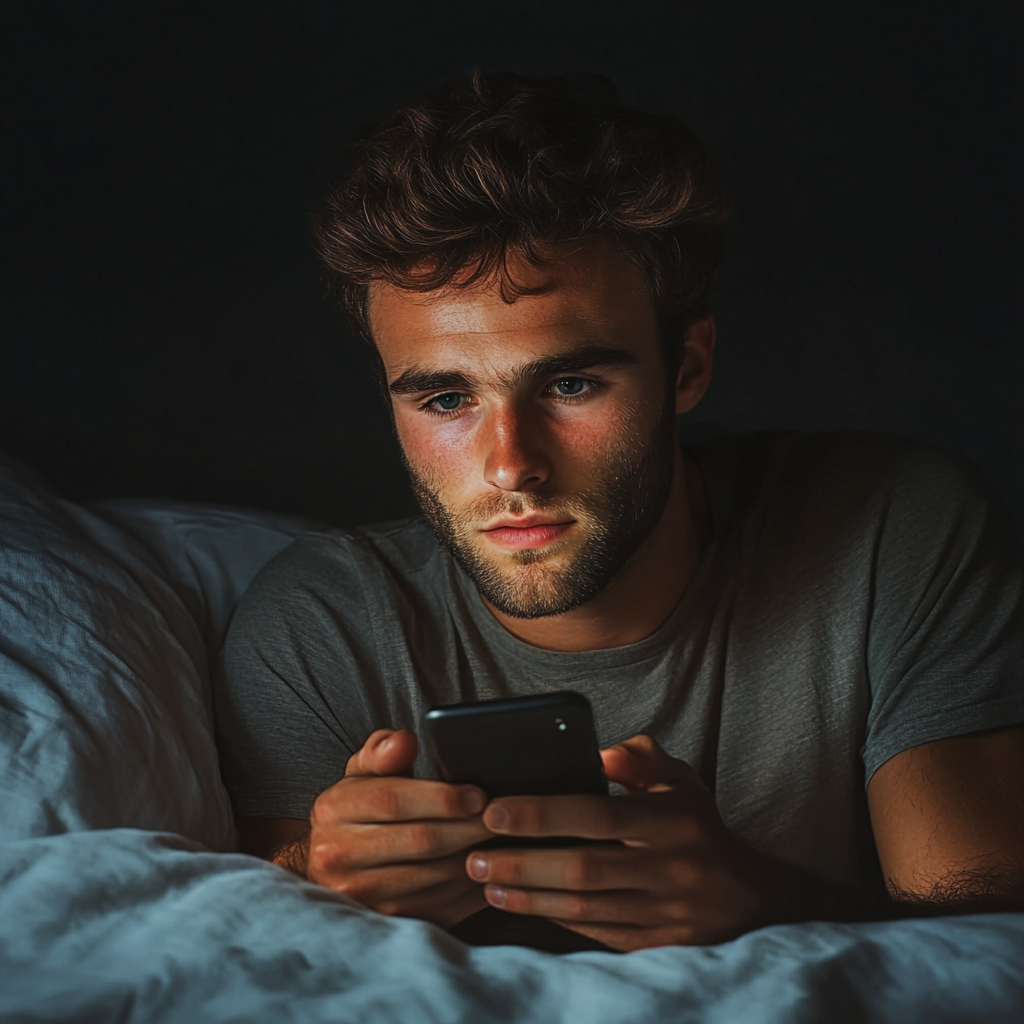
481, 515, 574, 532
480, 518, 576, 551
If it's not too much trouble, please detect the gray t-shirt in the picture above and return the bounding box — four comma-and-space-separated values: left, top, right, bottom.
217, 433, 1024, 890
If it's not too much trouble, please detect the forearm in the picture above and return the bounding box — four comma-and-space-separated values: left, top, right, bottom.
236, 815, 311, 874
270, 826, 311, 879
756, 856, 1024, 930
748, 854, 884, 929
883, 867, 1024, 918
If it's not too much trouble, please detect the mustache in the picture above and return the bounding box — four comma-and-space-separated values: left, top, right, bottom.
446, 488, 607, 529
464, 491, 567, 520
400, 445, 598, 526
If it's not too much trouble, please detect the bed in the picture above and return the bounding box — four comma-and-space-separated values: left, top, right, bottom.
1, 453, 1022, 1023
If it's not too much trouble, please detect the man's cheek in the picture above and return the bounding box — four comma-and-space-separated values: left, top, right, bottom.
397, 416, 477, 486
552, 413, 636, 481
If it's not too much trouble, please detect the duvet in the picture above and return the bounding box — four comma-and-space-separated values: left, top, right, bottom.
1, 455, 1022, 1023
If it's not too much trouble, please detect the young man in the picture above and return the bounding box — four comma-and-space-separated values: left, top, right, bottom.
216, 72, 1024, 953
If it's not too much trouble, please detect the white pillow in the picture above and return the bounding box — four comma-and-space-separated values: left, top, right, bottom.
0, 456, 312, 849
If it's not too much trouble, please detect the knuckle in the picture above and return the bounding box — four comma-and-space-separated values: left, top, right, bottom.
408, 821, 443, 856
501, 887, 529, 913
499, 856, 524, 886
666, 857, 698, 889
442, 785, 467, 817
663, 899, 691, 923
377, 784, 404, 820
311, 790, 337, 826
502, 799, 539, 834
563, 894, 593, 921
566, 853, 601, 889
331, 875, 368, 902
307, 840, 341, 878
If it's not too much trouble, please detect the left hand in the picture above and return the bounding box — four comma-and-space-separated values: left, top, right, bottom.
464, 735, 776, 950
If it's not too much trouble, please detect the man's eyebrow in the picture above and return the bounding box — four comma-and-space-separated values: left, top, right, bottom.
388, 344, 637, 397
388, 368, 478, 396
506, 345, 639, 387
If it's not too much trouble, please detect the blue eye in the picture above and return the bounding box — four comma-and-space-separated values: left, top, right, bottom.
432, 392, 463, 411
553, 378, 587, 396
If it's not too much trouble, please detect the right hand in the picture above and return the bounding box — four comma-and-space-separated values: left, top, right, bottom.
306, 728, 491, 928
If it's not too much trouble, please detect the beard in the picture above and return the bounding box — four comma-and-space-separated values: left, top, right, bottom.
403, 403, 678, 619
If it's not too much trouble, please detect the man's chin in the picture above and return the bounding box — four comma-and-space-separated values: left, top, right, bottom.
462, 550, 599, 619
472, 539, 572, 570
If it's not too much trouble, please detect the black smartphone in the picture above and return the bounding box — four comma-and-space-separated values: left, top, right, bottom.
424, 690, 607, 799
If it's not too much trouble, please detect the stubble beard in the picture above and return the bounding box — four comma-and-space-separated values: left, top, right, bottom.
403, 404, 678, 619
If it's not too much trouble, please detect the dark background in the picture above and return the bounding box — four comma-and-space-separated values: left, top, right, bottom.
2, 0, 1022, 530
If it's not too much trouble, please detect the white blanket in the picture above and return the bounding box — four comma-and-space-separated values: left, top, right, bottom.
1, 455, 1022, 1021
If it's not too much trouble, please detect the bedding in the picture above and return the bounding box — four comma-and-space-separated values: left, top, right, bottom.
0, 455, 312, 850
1, 453, 1022, 1022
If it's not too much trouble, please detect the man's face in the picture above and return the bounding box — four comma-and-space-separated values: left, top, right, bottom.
369, 239, 678, 619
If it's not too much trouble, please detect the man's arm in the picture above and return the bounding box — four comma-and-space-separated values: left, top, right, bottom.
236, 728, 492, 929
463, 728, 1024, 951
867, 724, 1024, 910
238, 817, 309, 872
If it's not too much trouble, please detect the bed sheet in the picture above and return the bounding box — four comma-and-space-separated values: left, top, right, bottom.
1, 828, 1022, 1024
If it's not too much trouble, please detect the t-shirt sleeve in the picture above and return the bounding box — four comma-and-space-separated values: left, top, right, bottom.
862, 448, 1024, 782
215, 534, 379, 820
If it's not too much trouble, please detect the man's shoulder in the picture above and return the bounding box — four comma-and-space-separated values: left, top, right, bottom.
231, 517, 445, 625
689, 431, 1001, 536
691, 429, 980, 483
310, 517, 444, 575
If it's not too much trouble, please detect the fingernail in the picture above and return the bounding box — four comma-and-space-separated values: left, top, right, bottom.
459, 788, 485, 815
485, 805, 510, 832
467, 854, 490, 881
485, 885, 507, 908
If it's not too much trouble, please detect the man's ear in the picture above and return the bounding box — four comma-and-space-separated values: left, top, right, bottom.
675, 315, 716, 415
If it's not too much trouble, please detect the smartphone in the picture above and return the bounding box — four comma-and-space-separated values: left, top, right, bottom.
424, 690, 607, 799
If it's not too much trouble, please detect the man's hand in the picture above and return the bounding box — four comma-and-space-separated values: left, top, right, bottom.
464, 735, 822, 951
299, 728, 491, 928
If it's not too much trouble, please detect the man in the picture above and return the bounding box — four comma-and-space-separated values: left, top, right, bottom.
216, 72, 1024, 953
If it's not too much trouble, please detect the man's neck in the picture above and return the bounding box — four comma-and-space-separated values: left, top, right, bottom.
482, 448, 709, 652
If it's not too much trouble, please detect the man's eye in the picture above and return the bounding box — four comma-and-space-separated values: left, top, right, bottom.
430, 392, 465, 412
552, 378, 588, 397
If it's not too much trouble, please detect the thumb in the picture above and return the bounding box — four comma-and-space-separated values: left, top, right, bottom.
601, 734, 702, 793
345, 729, 419, 778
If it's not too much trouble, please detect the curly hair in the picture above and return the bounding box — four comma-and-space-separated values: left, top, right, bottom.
311, 71, 730, 352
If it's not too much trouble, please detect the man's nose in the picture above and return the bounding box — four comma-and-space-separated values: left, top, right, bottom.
481, 405, 552, 492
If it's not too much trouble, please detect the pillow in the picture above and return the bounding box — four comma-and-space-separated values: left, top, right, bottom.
0, 455, 313, 849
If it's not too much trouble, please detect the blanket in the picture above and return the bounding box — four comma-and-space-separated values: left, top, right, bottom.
1, 454, 1022, 1022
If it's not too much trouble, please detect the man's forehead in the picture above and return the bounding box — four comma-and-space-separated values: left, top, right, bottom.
371, 281, 584, 342
367, 241, 655, 371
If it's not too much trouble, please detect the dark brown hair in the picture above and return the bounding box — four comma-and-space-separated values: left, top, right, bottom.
312, 71, 730, 353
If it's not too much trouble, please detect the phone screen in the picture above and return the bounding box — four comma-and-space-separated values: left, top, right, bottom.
424, 690, 607, 799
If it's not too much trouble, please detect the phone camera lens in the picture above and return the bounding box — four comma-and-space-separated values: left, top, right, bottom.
555, 718, 567, 731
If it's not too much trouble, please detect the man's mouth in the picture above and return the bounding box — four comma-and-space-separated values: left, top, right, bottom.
480, 515, 576, 551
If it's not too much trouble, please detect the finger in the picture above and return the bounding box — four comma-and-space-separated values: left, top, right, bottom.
386, 879, 488, 929
320, 775, 486, 824
466, 844, 667, 892
484, 884, 685, 928
322, 852, 476, 903
330, 864, 488, 928
316, 817, 493, 870
483, 793, 696, 846
346, 729, 419, 778
600, 735, 699, 792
